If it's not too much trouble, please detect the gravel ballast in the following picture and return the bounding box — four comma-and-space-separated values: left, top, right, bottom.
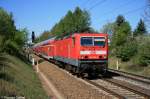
38, 60, 116, 99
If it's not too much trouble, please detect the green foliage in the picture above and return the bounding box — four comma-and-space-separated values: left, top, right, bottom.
73, 7, 91, 32
36, 7, 93, 42
0, 8, 46, 98
115, 22, 131, 46
50, 7, 91, 37
136, 36, 150, 66
112, 15, 131, 47
116, 39, 137, 61
144, 0, 150, 29
100, 22, 115, 40
133, 19, 147, 36
0, 8, 16, 51
0, 8, 16, 40
115, 15, 125, 26
14, 29, 28, 47
0, 54, 48, 98
34, 31, 52, 43
4, 40, 19, 55
0, 8, 28, 55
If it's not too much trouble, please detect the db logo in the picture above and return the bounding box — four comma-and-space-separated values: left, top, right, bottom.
91, 51, 96, 54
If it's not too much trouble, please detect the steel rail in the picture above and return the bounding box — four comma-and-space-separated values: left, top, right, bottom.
103, 78, 150, 99
109, 69, 150, 84
84, 79, 126, 99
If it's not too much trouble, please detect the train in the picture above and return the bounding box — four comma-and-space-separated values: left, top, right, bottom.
32, 33, 108, 76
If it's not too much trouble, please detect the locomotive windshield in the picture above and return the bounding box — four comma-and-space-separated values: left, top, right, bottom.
81, 37, 105, 46
94, 37, 105, 46
81, 37, 93, 46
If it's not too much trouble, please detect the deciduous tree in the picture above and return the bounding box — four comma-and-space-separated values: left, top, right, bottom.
112, 15, 131, 47
133, 19, 147, 36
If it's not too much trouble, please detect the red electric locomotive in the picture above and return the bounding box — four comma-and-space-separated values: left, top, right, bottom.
33, 33, 108, 76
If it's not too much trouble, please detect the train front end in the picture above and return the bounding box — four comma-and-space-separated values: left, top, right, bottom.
78, 33, 108, 75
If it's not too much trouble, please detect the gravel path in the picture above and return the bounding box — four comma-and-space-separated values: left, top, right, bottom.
38, 60, 116, 99
38, 72, 56, 99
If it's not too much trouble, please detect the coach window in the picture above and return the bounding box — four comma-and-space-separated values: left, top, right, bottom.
72, 37, 75, 47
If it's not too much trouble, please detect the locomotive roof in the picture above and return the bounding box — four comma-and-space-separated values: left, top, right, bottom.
55, 32, 107, 40
33, 33, 107, 47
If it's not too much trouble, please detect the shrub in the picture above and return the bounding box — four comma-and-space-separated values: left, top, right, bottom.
137, 37, 150, 66
116, 40, 137, 61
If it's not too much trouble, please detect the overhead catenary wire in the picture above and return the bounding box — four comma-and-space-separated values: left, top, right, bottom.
81, 0, 91, 8
88, 0, 107, 11
101, 0, 136, 16
79, 0, 146, 32
99, 5, 146, 24
123, 6, 145, 15
92, 0, 139, 22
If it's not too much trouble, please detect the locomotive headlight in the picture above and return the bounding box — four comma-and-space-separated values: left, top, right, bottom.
80, 56, 84, 59
103, 55, 107, 59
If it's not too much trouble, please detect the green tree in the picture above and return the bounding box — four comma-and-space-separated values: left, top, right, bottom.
0, 8, 16, 48
73, 7, 91, 32
15, 29, 28, 48
3, 29, 28, 55
0, 8, 28, 55
51, 23, 58, 35
135, 36, 150, 66
50, 6, 92, 38
116, 40, 137, 61
110, 15, 133, 61
100, 22, 115, 41
112, 15, 131, 47
115, 15, 125, 26
133, 19, 147, 36
63, 10, 74, 34
144, 0, 150, 29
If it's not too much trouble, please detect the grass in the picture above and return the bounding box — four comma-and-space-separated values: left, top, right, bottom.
0, 53, 48, 99
108, 56, 150, 78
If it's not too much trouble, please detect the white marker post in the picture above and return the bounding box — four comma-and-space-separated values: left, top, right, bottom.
32, 58, 35, 66
36, 60, 39, 73
116, 60, 119, 70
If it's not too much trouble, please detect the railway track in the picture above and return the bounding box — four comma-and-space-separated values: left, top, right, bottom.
32, 53, 150, 99
108, 69, 150, 85
84, 78, 150, 99
82, 68, 150, 99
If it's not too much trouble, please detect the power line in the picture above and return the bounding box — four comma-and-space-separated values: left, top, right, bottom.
102, 0, 135, 16
93, 0, 137, 21
123, 6, 145, 15
99, 5, 145, 24
81, 0, 91, 8
88, 0, 107, 11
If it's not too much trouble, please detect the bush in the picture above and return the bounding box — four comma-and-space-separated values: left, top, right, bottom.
136, 37, 150, 66
116, 40, 137, 61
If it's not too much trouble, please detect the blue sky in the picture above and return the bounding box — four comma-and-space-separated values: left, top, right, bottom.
0, 0, 147, 37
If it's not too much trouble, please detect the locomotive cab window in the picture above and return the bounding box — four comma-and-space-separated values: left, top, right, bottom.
81, 37, 105, 46
81, 37, 93, 46
94, 37, 105, 46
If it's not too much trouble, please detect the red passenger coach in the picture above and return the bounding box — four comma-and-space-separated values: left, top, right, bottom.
33, 37, 55, 58
33, 33, 108, 75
